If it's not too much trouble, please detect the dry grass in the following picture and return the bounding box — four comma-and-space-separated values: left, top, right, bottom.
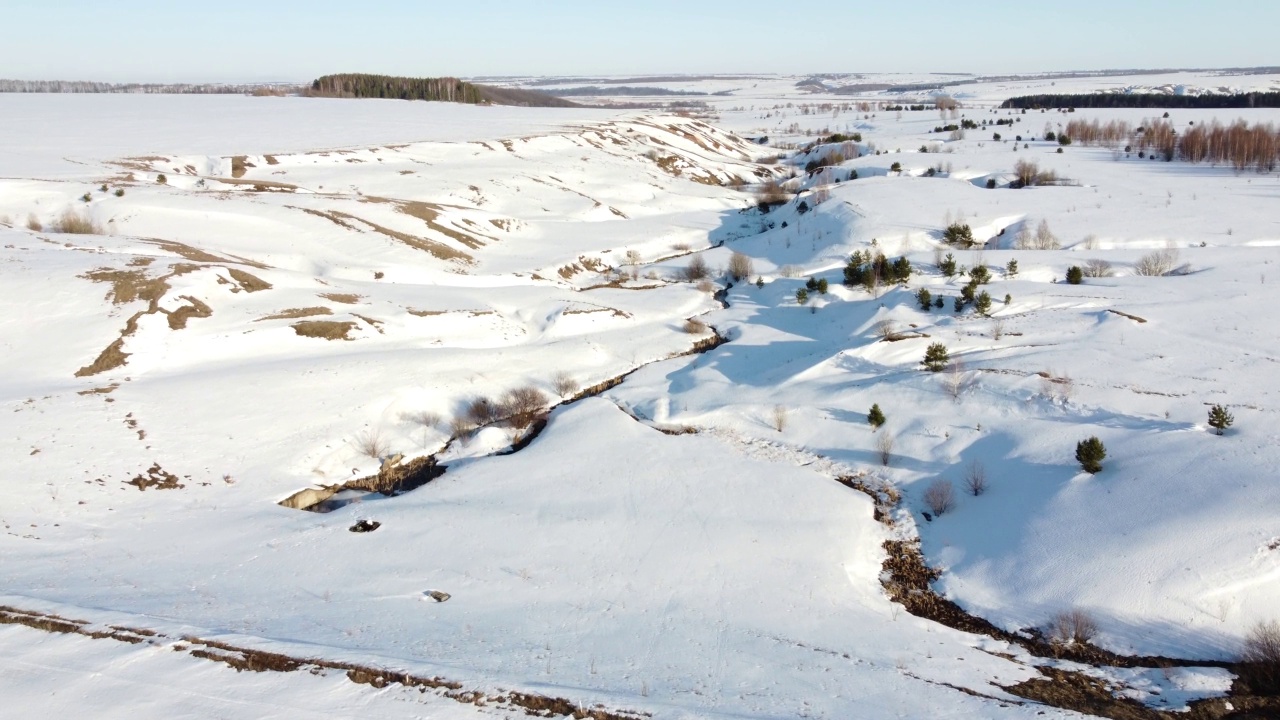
683, 318, 709, 334
328, 210, 474, 264
166, 296, 213, 330
319, 292, 362, 304
877, 432, 895, 466
81, 268, 169, 305
771, 405, 787, 432
257, 307, 332, 322
26, 214, 42, 231
51, 208, 102, 235
291, 320, 356, 340
74, 338, 130, 377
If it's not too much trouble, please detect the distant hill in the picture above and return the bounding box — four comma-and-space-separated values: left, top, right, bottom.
308, 74, 578, 108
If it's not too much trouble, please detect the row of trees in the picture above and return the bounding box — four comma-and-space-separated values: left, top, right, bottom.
0, 79, 295, 94
1001, 92, 1280, 110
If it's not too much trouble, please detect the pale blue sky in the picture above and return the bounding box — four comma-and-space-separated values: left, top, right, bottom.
1, 0, 1276, 82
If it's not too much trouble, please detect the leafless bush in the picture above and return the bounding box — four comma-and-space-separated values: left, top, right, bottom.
683, 255, 710, 281
1013, 218, 1060, 250
501, 386, 548, 430
727, 251, 754, 281
1013, 158, 1057, 187
923, 479, 955, 515
465, 396, 499, 427
1047, 608, 1099, 647
1040, 370, 1074, 402
877, 431, 895, 466
696, 279, 715, 293
963, 460, 987, 496
401, 410, 441, 447
771, 405, 787, 432
1081, 234, 1099, 250
779, 265, 801, 278
1241, 619, 1280, 694
26, 214, 42, 231
1133, 247, 1180, 277
683, 318, 708, 334
875, 319, 898, 341
671, 242, 692, 252
944, 361, 970, 402
552, 371, 578, 397
449, 415, 473, 439
353, 428, 390, 460
51, 208, 102, 235
1083, 259, 1114, 277
756, 179, 790, 205
991, 319, 1006, 341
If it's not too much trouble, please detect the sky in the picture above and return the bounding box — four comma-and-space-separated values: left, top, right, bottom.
1, 0, 1277, 83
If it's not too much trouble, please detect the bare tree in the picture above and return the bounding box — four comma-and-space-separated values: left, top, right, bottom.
683, 255, 710, 281
501, 386, 548, 430
991, 318, 1006, 341
1082, 259, 1114, 277
727, 251, 754, 282
875, 319, 898, 341
944, 361, 970, 402
876, 431, 895, 466
963, 460, 987, 496
923, 479, 955, 515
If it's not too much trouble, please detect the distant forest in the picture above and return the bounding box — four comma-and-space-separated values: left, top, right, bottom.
543, 86, 709, 97
0, 79, 298, 94
308, 74, 578, 107
1001, 92, 1280, 109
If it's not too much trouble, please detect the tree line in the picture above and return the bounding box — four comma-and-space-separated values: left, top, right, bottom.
1001, 92, 1280, 109
307, 74, 577, 107
0, 79, 298, 94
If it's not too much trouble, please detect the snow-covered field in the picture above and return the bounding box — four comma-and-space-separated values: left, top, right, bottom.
2, 71, 1279, 718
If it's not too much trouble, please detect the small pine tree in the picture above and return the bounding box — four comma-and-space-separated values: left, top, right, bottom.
922, 342, 949, 372
969, 265, 991, 284
868, 404, 886, 429
1075, 436, 1106, 474
796, 288, 809, 305
806, 276, 818, 291
943, 223, 975, 246
953, 296, 965, 312
156, 173, 168, 185
934, 296, 945, 309
975, 290, 993, 316
1066, 266, 1083, 284
1207, 405, 1234, 436
890, 161, 902, 172
816, 278, 829, 294
960, 282, 977, 303
939, 253, 957, 278
1003, 293, 1012, 305
755, 276, 765, 289
1006, 259, 1018, 278
916, 288, 932, 311
891, 256, 912, 283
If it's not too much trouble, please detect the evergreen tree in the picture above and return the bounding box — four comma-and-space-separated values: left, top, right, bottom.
975, 290, 993, 316
1076, 436, 1106, 473
1207, 405, 1234, 435
1006, 259, 1019, 278
891, 256, 912, 283
939, 253, 957, 278
953, 296, 966, 312
916, 288, 932, 311
969, 265, 991, 285
806, 276, 819, 291
943, 223, 975, 246
816, 278, 829, 294
755, 276, 765, 289
1066, 265, 1084, 284
922, 342, 950, 372
796, 288, 809, 305
935, 296, 945, 308
868, 404, 886, 429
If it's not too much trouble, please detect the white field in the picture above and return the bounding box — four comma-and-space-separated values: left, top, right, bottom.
2, 71, 1278, 718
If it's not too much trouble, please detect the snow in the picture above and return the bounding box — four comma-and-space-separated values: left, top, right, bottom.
3, 74, 1279, 717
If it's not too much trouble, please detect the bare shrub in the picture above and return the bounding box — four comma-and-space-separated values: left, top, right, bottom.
1240, 619, 1280, 694
779, 265, 801, 279
1083, 259, 1114, 277
501, 386, 548, 430
465, 396, 499, 427
1133, 247, 1180, 277
683, 318, 708, 334
552, 371, 578, 397
1047, 608, 1099, 647
353, 428, 389, 460
991, 319, 1006, 340
771, 405, 787, 432
1081, 234, 1099, 250
683, 255, 709, 281
727, 251, 754, 281
401, 410, 441, 447
875, 319, 898, 341
696, 279, 715, 293
963, 460, 987, 496
923, 479, 955, 515
449, 415, 473, 439
52, 208, 103, 235
671, 242, 692, 253
756, 179, 790, 205
944, 361, 970, 402
26, 214, 42, 231
1041, 370, 1074, 402
877, 431, 895, 466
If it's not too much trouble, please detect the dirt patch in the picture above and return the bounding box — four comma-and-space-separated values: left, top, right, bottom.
82, 268, 170, 305
125, 464, 186, 491
406, 308, 447, 317
360, 196, 490, 250
227, 268, 272, 293
76, 383, 120, 396
353, 314, 384, 333
263, 155, 279, 166
328, 210, 474, 264
258, 307, 332, 322
166, 296, 213, 330
1108, 309, 1148, 324
215, 177, 299, 192
291, 320, 357, 340
229, 156, 253, 178
319, 293, 361, 304
75, 338, 130, 377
